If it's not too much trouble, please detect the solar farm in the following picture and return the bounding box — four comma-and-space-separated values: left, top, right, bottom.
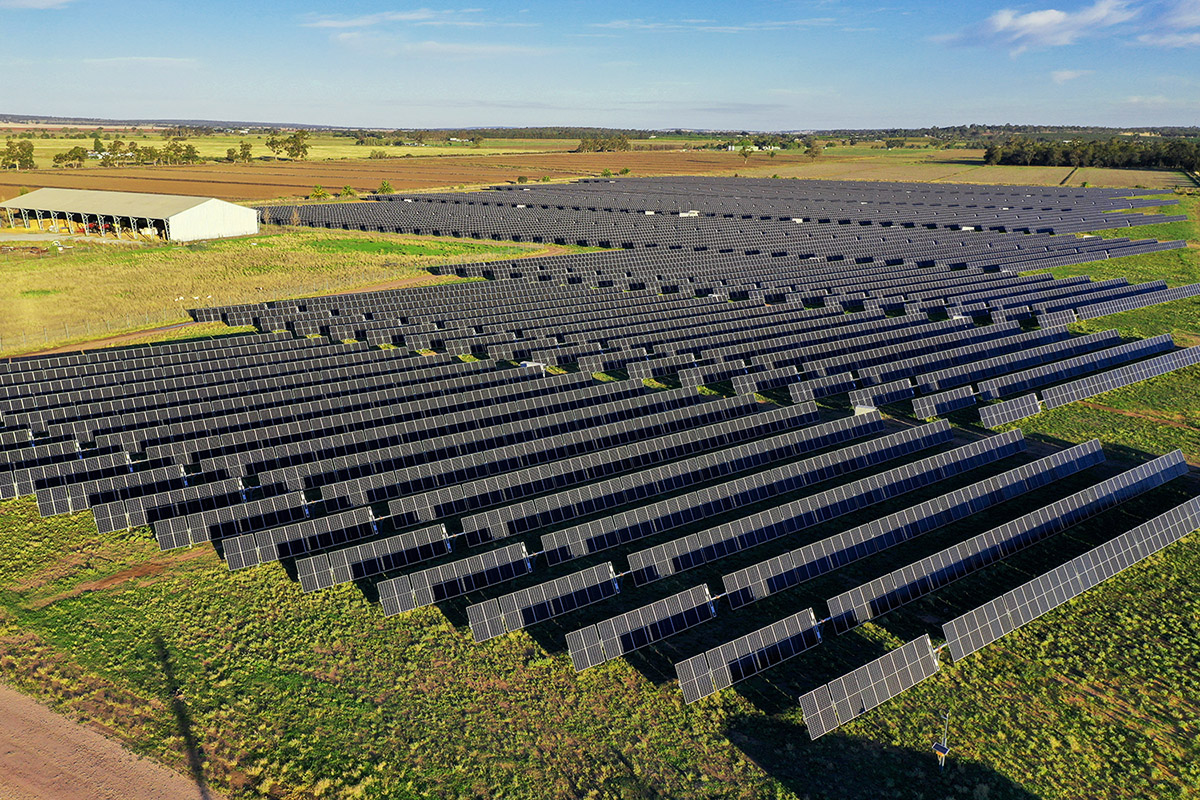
4, 176, 1200, 797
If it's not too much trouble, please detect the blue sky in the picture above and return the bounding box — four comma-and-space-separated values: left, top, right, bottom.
2, 0, 1197, 129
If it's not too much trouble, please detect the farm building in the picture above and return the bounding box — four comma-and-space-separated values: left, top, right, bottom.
0, 188, 258, 242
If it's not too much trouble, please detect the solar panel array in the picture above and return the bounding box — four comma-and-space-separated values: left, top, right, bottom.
3, 176, 1198, 729
942, 495, 1200, 661
799, 635, 941, 739
826, 450, 1187, 633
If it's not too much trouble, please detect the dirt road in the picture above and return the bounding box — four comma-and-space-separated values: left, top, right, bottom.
0, 683, 222, 800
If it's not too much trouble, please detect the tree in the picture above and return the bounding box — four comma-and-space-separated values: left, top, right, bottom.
265, 136, 283, 157
339, 185, 356, 197
239, 140, 253, 163
805, 141, 823, 162
310, 185, 330, 199
226, 147, 238, 162
884, 138, 905, 149
1, 140, 35, 170
284, 130, 309, 160
51, 146, 88, 168
470, 135, 484, 148
378, 179, 393, 194
92, 135, 105, 153
739, 145, 752, 164
181, 144, 201, 163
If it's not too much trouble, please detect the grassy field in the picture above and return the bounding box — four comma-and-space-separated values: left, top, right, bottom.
0, 227, 559, 357
736, 147, 1192, 189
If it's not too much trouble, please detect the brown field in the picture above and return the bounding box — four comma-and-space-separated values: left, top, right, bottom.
0, 151, 782, 202
0, 147, 1186, 204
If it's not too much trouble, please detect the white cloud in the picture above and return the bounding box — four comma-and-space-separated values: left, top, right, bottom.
591, 18, 834, 34
1163, 0, 1200, 28
1123, 94, 1200, 108
332, 31, 554, 59
988, 0, 1136, 52
1135, 0, 1200, 45
83, 56, 198, 67
940, 0, 1137, 54
1051, 68, 1094, 83
0, 0, 73, 7
1137, 31, 1200, 45
304, 8, 534, 29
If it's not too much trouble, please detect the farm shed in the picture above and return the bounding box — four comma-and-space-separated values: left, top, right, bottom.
0, 188, 258, 242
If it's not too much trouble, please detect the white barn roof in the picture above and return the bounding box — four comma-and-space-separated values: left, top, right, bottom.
0, 188, 214, 218
1, 188, 259, 241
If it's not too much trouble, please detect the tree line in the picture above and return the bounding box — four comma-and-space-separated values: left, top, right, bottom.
574, 134, 631, 153
983, 137, 1200, 171
50, 137, 204, 168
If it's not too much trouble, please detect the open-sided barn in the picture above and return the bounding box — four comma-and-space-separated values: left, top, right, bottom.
0, 187, 258, 242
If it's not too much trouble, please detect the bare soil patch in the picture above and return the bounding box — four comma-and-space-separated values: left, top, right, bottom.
0, 682, 222, 800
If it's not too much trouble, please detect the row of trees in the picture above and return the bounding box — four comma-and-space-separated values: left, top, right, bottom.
575, 134, 631, 153
51, 138, 203, 168
984, 137, 1200, 171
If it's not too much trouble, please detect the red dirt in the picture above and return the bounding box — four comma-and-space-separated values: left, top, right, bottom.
0, 682, 223, 800
31, 546, 214, 610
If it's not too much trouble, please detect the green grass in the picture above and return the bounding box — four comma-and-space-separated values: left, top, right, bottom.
2, 462, 1198, 799
303, 238, 528, 259
0, 497, 777, 800
0, 227, 576, 357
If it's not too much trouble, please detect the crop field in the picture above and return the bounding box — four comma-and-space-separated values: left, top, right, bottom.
0, 227, 563, 356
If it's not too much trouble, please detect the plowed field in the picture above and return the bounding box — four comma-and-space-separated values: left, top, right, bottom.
0, 150, 775, 202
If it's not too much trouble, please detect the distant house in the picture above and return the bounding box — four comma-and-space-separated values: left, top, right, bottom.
0, 187, 259, 242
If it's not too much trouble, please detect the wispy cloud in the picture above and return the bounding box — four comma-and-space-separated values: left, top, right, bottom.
303, 8, 534, 29
592, 18, 835, 34
0, 0, 74, 7
332, 31, 554, 59
1136, 0, 1200, 46
1051, 68, 1093, 83
83, 56, 198, 67
1163, 0, 1200, 27
938, 0, 1137, 55
1137, 31, 1200, 45
1121, 94, 1200, 110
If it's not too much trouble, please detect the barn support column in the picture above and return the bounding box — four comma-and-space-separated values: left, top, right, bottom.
21, 208, 29, 229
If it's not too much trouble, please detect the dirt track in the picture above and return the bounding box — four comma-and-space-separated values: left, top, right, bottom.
0, 683, 222, 800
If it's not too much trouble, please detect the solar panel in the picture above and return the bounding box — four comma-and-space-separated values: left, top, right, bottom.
799, 635, 940, 740
566, 585, 714, 672
675, 608, 820, 703
979, 393, 1040, 427
721, 439, 1103, 609
466, 563, 620, 642
827, 449, 1187, 633
942, 494, 1200, 661
377, 543, 531, 616
1041, 345, 1200, 409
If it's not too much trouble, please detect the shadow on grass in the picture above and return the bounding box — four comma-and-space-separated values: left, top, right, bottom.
729, 716, 1042, 800
152, 633, 216, 800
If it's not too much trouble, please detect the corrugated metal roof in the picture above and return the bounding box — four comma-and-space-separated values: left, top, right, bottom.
0, 188, 223, 218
